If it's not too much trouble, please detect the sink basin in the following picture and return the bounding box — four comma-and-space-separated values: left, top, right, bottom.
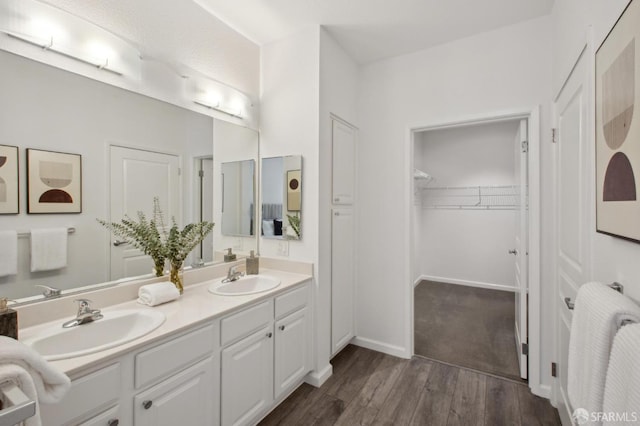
208, 275, 281, 296
23, 309, 166, 361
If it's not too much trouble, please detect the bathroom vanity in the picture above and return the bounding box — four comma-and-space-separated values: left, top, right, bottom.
16, 261, 313, 426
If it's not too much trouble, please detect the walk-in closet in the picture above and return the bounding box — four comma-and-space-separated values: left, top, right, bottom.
412, 118, 529, 382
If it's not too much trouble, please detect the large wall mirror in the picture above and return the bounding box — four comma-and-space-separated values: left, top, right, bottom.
0, 49, 258, 301
261, 155, 302, 240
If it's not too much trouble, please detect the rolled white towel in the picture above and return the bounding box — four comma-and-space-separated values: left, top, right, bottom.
137, 282, 180, 306
0, 336, 70, 404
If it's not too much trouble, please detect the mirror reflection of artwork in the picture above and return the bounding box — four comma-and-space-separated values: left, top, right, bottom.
0, 145, 19, 214
596, 0, 640, 242
27, 149, 82, 214
287, 169, 301, 211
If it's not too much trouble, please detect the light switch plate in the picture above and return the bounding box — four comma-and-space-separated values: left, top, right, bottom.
277, 240, 289, 256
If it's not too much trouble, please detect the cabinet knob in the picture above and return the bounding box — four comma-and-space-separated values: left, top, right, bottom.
108, 420, 119, 426
266, 332, 273, 338
279, 325, 285, 331
142, 400, 153, 409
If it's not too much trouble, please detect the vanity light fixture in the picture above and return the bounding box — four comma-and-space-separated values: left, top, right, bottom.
194, 99, 243, 118
4, 31, 122, 75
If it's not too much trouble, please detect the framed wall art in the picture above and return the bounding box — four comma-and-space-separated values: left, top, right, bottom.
596, 0, 640, 242
287, 169, 301, 212
27, 148, 82, 214
0, 144, 19, 214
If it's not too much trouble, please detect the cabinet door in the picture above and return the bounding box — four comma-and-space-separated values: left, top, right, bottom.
134, 357, 215, 426
221, 325, 274, 426
78, 406, 120, 426
332, 208, 355, 356
332, 119, 356, 205
274, 308, 309, 400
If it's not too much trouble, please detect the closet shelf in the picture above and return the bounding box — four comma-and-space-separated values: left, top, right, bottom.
420, 185, 522, 210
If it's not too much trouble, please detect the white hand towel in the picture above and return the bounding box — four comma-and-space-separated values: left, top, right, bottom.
30, 228, 67, 272
0, 230, 18, 277
137, 282, 180, 306
0, 336, 70, 404
568, 282, 640, 417
0, 363, 42, 426
603, 323, 640, 426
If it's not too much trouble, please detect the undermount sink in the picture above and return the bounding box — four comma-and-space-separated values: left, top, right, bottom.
208, 274, 281, 296
23, 309, 166, 361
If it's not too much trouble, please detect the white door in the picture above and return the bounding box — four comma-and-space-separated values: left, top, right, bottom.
331, 208, 355, 356
221, 326, 274, 426
134, 357, 214, 426
332, 119, 356, 205
197, 157, 214, 263
514, 118, 529, 380
554, 47, 591, 424
109, 146, 180, 280
274, 308, 309, 400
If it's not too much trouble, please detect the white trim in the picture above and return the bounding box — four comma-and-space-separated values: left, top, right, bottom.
538, 384, 552, 400
417, 275, 516, 292
405, 105, 543, 396
304, 363, 333, 388
352, 337, 409, 359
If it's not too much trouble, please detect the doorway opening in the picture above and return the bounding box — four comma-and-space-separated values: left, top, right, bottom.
408, 109, 540, 390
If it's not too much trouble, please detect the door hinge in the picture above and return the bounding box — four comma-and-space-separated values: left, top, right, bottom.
198, 169, 204, 178
551, 362, 557, 377
178, 167, 182, 176
551, 128, 557, 143
522, 342, 529, 355
521, 140, 528, 153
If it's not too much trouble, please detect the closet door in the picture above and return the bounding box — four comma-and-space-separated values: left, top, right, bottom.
332, 208, 355, 355
332, 119, 356, 205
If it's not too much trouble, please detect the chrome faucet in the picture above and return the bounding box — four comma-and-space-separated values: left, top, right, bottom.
222, 265, 244, 283
35, 285, 62, 299
62, 299, 103, 328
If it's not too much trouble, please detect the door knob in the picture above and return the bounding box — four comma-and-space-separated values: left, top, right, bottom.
142, 400, 153, 409
113, 240, 128, 247
508, 249, 518, 255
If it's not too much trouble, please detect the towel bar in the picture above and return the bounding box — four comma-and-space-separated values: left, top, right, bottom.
565, 282, 625, 311
17, 227, 75, 239
0, 382, 36, 426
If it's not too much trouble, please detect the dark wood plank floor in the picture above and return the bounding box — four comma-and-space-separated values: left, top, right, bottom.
414, 280, 521, 381
259, 345, 560, 426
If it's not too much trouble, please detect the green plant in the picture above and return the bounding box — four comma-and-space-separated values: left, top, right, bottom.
286, 212, 301, 238
97, 197, 167, 276
164, 219, 215, 265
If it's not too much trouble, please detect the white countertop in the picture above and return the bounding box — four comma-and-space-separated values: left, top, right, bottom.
19, 268, 312, 377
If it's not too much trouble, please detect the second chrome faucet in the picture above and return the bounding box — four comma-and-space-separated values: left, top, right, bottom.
62, 299, 103, 328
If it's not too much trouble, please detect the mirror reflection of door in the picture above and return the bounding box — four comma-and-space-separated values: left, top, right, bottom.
221, 160, 255, 237
196, 157, 214, 263
109, 145, 180, 280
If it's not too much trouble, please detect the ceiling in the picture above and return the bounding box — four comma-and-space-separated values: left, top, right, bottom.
194, 0, 555, 64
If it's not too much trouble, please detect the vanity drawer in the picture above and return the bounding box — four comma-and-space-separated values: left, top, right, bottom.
41, 363, 120, 426
135, 324, 216, 389
275, 285, 308, 319
221, 300, 273, 346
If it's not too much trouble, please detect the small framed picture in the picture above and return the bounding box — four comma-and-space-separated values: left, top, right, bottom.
0, 144, 19, 214
27, 148, 82, 214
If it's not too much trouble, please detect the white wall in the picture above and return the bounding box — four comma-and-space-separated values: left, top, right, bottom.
416, 121, 518, 289
356, 16, 553, 377
0, 50, 212, 298
260, 26, 324, 376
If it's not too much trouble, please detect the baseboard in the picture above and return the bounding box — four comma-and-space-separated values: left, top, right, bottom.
535, 384, 552, 400
351, 337, 410, 359
304, 364, 333, 387
418, 275, 516, 292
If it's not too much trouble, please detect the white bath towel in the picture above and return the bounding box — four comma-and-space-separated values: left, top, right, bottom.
0, 336, 70, 404
137, 282, 180, 306
30, 228, 67, 272
0, 363, 41, 426
603, 323, 640, 426
568, 282, 640, 416
0, 230, 17, 277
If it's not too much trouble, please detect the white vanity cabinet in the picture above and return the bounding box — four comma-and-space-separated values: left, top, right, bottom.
220, 282, 311, 426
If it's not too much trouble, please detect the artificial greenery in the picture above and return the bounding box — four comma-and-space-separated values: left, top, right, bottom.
286, 212, 301, 239
98, 197, 215, 280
